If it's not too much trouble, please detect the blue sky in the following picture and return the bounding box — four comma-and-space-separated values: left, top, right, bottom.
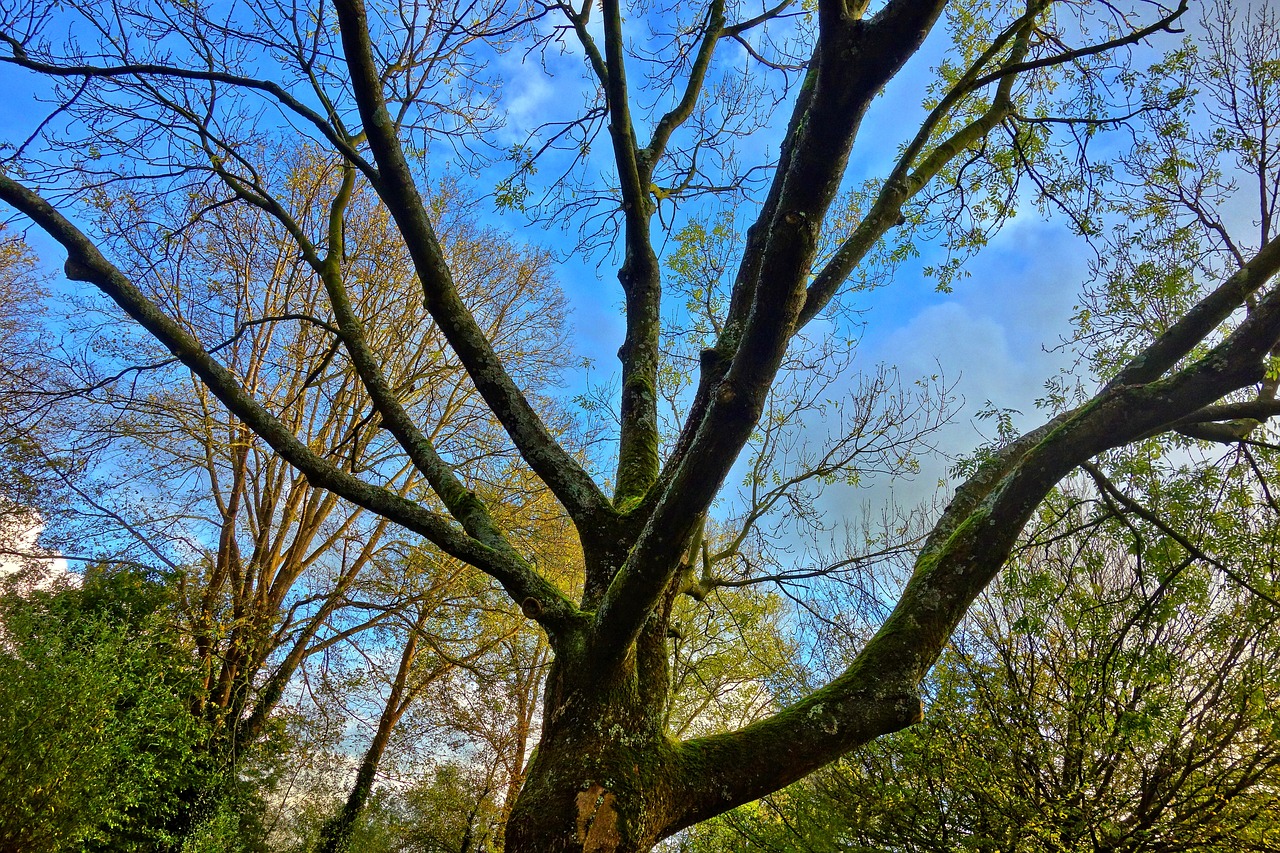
0, 0, 1187, 530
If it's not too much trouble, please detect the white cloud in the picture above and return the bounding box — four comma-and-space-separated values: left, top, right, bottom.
835, 221, 1087, 515
499, 61, 557, 141
881, 301, 1046, 417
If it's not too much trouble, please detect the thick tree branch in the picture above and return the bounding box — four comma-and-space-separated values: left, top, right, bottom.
1166, 399, 1280, 431
180, 133, 530, 554
801, 0, 1188, 326
802, 0, 1042, 325
594, 0, 950, 666
667, 235, 1280, 822
313, 163, 530, 572
592, 0, 665, 508
333, 0, 610, 528
598, 0, 646, 216
641, 0, 726, 167
967, 0, 1189, 91
1108, 232, 1280, 389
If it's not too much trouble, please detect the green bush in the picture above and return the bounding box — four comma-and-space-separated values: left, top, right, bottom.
0, 565, 250, 852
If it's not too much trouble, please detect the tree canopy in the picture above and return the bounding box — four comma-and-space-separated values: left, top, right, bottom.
3, 0, 1280, 850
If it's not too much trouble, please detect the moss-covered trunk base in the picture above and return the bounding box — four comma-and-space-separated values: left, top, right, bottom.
503, 654, 680, 853
504, 733, 677, 853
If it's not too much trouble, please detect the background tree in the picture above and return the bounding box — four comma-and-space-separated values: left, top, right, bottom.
0, 225, 59, 561
7, 0, 1280, 852
311, 555, 523, 853
0, 153, 573, 842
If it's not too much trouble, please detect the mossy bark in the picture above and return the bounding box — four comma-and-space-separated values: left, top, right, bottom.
504, 727, 679, 853
505, 583, 683, 853
501, 608, 924, 853
504, 662, 678, 852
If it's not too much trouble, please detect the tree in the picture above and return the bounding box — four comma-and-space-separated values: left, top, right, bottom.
4, 0, 1280, 851
0, 151, 576, 847
0, 226, 59, 558
398, 762, 507, 853
311, 555, 526, 853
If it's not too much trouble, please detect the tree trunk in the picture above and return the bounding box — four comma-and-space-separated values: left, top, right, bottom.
316, 609, 426, 853
496, 645, 542, 845
504, 709, 676, 852
317, 739, 383, 851
505, 606, 684, 853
